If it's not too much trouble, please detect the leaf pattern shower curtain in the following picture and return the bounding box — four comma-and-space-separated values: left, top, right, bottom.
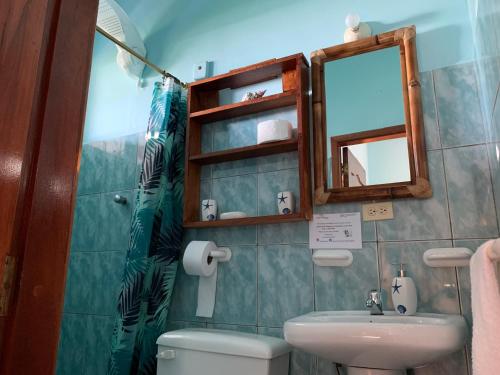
108, 79, 187, 375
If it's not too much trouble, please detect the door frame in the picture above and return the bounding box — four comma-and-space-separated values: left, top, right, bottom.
0, 0, 98, 373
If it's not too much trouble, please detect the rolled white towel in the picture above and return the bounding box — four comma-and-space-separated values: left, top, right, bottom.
470, 240, 500, 375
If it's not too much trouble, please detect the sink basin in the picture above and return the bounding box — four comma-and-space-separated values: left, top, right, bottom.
284, 311, 466, 372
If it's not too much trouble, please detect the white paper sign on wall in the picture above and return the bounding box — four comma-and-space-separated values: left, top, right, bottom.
309, 213, 362, 249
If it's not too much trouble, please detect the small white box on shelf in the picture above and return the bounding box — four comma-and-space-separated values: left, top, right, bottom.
257, 120, 292, 144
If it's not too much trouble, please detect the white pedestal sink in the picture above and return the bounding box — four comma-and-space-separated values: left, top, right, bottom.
284, 311, 467, 375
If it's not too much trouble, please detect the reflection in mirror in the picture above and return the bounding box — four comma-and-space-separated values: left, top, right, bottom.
324, 46, 410, 189
335, 137, 410, 187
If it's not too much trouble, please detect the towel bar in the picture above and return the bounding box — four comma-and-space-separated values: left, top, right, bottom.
423, 239, 500, 267
423, 248, 473, 267
312, 249, 353, 267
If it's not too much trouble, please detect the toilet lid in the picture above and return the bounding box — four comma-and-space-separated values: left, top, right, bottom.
156, 328, 291, 359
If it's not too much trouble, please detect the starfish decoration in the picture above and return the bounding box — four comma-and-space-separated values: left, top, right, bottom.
202, 201, 213, 210
278, 193, 287, 204
392, 280, 402, 294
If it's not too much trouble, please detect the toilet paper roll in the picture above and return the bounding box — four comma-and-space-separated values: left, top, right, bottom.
183, 241, 219, 318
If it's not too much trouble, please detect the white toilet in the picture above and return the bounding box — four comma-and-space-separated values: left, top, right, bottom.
156, 328, 291, 375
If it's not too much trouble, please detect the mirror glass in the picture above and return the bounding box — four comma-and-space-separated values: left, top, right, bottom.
324, 46, 411, 188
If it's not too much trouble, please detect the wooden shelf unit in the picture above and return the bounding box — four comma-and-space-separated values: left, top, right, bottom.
184, 53, 312, 227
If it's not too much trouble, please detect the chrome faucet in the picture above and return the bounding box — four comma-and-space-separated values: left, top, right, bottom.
365, 289, 384, 315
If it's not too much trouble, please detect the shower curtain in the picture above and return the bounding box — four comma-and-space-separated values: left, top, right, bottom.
108, 79, 187, 375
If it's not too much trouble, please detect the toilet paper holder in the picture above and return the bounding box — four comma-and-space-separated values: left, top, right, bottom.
208, 247, 231, 262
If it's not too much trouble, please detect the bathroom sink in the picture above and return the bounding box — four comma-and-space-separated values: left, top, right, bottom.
284, 311, 466, 371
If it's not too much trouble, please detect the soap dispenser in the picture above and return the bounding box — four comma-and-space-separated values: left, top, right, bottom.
391, 263, 417, 315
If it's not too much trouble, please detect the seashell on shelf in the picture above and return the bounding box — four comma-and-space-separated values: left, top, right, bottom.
241, 89, 266, 101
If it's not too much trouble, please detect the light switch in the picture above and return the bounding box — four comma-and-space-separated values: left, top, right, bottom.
193, 61, 209, 80
362, 202, 394, 221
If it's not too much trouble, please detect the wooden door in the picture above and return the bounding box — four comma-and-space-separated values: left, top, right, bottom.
0, 0, 98, 373
345, 148, 367, 187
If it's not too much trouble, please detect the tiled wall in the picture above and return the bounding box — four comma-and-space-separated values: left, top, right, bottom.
57, 60, 499, 375
469, 0, 500, 232
169, 61, 499, 375
56, 134, 142, 375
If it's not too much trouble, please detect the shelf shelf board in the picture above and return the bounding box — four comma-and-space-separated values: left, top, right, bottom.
189, 54, 305, 91
189, 139, 298, 165
190, 91, 297, 123
183, 213, 305, 228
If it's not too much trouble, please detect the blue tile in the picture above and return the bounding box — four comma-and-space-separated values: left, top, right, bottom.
135, 132, 146, 188
168, 262, 207, 323
258, 168, 300, 216
212, 158, 257, 178
314, 243, 379, 311
78, 134, 138, 195
63, 252, 93, 313
183, 225, 257, 246
201, 123, 213, 153
487, 143, 500, 220
420, 71, 441, 150
94, 251, 126, 315
206, 323, 257, 333
56, 313, 114, 375
258, 326, 313, 375
102, 134, 138, 192
492, 91, 500, 142
56, 313, 87, 375
165, 320, 207, 331
258, 221, 309, 245
86, 315, 114, 375
314, 202, 376, 242
70, 194, 101, 252
257, 151, 298, 173
413, 349, 468, 375
434, 62, 486, 147
289, 348, 315, 375
378, 240, 460, 314
258, 244, 314, 327
63, 251, 125, 315
212, 174, 257, 217
200, 124, 212, 180
200, 165, 212, 180
476, 56, 500, 123
99, 191, 133, 251
444, 145, 498, 238
376, 150, 451, 241
210, 246, 257, 325
212, 118, 256, 151
77, 143, 107, 195
315, 358, 338, 375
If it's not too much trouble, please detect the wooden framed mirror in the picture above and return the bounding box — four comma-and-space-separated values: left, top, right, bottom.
311, 26, 431, 204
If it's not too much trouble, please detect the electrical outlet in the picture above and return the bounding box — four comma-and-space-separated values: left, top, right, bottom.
193, 61, 209, 80
362, 202, 394, 221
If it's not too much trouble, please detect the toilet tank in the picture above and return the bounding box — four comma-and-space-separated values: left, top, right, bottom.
156, 329, 291, 375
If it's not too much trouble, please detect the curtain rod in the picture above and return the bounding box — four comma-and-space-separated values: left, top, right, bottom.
95, 26, 188, 88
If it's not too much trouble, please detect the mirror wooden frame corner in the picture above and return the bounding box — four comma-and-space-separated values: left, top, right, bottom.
311, 25, 432, 204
